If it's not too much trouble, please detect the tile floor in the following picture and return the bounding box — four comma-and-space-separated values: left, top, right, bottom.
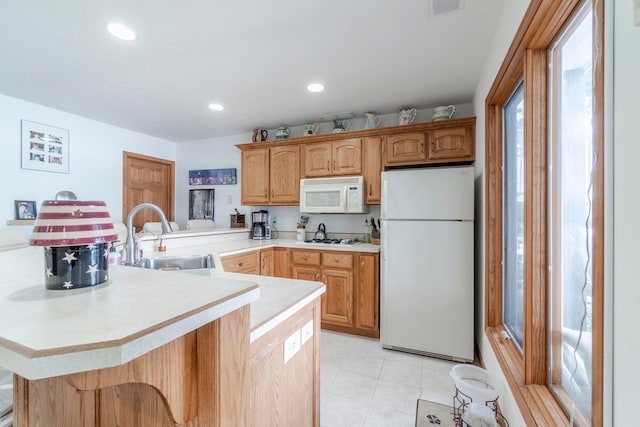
320, 330, 460, 427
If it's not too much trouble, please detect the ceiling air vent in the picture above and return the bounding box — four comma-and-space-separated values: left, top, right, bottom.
429, 0, 464, 17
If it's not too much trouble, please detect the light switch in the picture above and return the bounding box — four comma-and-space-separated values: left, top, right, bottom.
283, 329, 301, 364
227, 194, 232, 204
301, 319, 313, 346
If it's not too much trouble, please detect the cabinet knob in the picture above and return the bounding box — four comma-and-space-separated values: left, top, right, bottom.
303, 255, 308, 261
238, 262, 244, 267
333, 258, 339, 263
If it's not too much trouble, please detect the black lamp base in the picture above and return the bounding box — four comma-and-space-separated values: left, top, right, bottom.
43, 244, 109, 290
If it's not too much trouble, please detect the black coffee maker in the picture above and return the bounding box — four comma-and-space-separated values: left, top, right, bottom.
251, 210, 271, 240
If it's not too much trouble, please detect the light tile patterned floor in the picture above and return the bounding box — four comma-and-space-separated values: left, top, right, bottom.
320, 330, 459, 427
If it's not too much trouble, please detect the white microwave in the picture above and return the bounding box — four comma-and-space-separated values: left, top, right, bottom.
300, 176, 369, 214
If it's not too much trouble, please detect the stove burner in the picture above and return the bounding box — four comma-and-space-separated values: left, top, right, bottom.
302, 238, 358, 245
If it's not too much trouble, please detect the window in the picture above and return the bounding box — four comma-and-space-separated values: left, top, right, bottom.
503, 82, 525, 351
548, 5, 594, 424
484, 0, 604, 425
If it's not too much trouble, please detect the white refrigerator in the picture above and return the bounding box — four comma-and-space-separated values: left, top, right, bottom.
380, 166, 474, 362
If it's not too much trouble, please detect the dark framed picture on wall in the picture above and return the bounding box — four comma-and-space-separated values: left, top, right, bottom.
189, 189, 215, 220
14, 200, 37, 220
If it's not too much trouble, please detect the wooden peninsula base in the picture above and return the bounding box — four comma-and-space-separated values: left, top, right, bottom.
13, 298, 322, 427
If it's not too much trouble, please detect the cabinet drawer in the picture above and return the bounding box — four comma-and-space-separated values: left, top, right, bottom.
221, 251, 260, 274
291, 250, 321, 266
322, 252, 354, 269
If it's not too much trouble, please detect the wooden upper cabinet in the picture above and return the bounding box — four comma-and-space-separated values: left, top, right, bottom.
427, 125, 474, 162
303, 139, 362, 177
269, 145, 300, 204
383, 132, 427, 166
363, 137, 382, 204
241, 148, 270, 205
241, 145, 300, 205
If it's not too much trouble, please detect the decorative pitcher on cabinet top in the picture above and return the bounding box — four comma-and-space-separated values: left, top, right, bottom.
364, 113, 382, 129
398, 108, 417, 125
432, 105, 456, 121
332, 120, 351, 133
303, 122, 319, 137
276, 127, 290, 139
251, 128, 268, 142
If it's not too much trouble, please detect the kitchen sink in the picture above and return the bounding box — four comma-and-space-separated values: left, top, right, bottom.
137, 254, 215, 271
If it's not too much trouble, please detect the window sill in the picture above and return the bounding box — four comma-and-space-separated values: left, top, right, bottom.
486, 327, 574, 426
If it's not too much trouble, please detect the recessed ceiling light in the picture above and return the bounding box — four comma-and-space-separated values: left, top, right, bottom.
208, 103, 224, 111
106, 23, 137, 41
307, 83, 324, 93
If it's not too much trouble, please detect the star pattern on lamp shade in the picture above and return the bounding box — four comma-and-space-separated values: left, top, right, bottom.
62, 252, 77, 263
63, 281, 74, 289
86, 264, 99, 275
45, 267, 53, 278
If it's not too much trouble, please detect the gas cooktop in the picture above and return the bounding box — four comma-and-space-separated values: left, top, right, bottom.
299, 238, 360, 246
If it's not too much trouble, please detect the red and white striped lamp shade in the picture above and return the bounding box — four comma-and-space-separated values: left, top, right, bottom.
30, 200, 118, 246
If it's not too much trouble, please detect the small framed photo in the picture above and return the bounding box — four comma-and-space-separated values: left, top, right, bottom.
21, 120, 69, 174
15, 200, 37, 220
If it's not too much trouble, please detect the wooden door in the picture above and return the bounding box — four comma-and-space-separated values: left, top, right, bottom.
122, 152, 175, 233
241, 148, 270, 205
269, 145, 300, 204
260, 249, 274, 276
332, 138, 362, 175
383, 132, 427, 166
355, 254, 379, 334
321, 268, 353, 326
303, 142, 332, 177
363, 137, 382, 204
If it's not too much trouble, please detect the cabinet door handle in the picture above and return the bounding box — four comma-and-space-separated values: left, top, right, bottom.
368, 184, 372, 196
333, 160, 336, 170
327, 160, 330, 171
315, 273, 319, 280
333, 258, 339, 263
303, 255, 308, 261
238, 262, 244, 267
420, 141, 425, 153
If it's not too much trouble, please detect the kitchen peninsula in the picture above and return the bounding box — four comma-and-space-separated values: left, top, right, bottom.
0, 231, 327, 427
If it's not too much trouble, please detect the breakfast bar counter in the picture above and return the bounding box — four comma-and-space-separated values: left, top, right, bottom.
0, 242, 326, 427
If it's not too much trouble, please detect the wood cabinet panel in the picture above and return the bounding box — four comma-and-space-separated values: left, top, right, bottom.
260, 249, 274, 276
384, 132, 427, 166
302, 139, 361, 177
291, 250, 321, 266
241, 148, 270, 205
321, 268, 353, 326
363, 136, 382, 204
221, 251, 260, 275
292, 265, 321, 282
427, 125, 474, 162
270, 145, 300, 203
355, 254, 379, 333
273, 247, 290, 278
322, 252, 354, 269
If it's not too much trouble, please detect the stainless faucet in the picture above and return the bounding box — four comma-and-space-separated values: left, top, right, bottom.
123, 203, 173, 265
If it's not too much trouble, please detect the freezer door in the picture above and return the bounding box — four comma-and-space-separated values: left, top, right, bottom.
380, 219, 474, 361
382, 166, 474, 220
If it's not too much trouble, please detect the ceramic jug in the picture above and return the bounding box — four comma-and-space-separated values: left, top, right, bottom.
251, 128, 268, 142
332, 120, 351, 133
398, 108, 417, 125
432, 105, 456, 121
364, 113, 382, 129
303, 123, 319, 137
276, 127, 290, 139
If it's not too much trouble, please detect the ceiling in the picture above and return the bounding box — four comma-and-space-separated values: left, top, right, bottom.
0, 0, 506, 142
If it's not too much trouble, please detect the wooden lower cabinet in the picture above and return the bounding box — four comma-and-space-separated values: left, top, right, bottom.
260, 248, 274, 276
273, 247, 290, 278
248, 298, 320, 427
291, 249, 379, 338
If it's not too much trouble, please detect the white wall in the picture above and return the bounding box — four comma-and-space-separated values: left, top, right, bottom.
175, 104, 473, 235
612, 1, 640, 425
0, 93, 176, 235
472, 1, 530, 426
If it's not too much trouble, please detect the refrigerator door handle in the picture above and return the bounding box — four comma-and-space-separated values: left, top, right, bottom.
381, 177, 388, 219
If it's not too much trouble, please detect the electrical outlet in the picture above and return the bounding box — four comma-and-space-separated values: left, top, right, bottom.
272, 216, 278, 224
301, 319, 313, 346
283, 329, 301, 364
